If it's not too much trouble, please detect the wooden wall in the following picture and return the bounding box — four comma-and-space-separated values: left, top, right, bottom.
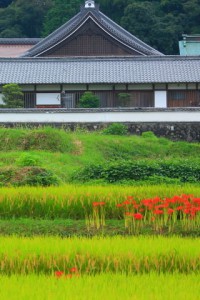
168, 90, 200, 107
40, 19, 139, 57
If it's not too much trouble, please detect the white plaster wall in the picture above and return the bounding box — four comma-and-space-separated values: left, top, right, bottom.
154, 91, 167, 108
0, 94, 4, 105
36, 93, 61, 105
0, 111, 200, 123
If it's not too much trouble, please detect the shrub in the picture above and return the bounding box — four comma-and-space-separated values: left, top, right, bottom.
11, 167, 60, 186
142, 131, 157, 139
0, 167, 15, 186
102, 123, 128, 135
78, 91, 100, 108
0, 167, 61, 187
72, 160, 200, 183
117, 93, 131, 106
16, 153, 40, 167
2, 83, 24, 108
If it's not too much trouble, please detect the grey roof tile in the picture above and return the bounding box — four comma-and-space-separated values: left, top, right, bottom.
23, 7, 162, 57
0, 56, 199, 85
0, 38, 42, 45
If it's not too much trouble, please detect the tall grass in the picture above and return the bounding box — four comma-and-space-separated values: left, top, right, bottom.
0, 236, 199, 274
0, 185, 200, 219
0, 273, 200, 300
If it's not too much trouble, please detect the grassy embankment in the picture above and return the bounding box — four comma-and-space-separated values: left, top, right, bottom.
0, 127, 200, 183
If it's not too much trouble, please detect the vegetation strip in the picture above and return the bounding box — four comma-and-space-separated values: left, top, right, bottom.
0, 236, 199, 275
0, 273, 200, 300
1, 185, 200, 219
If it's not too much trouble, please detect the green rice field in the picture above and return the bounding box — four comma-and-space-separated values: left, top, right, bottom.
0, 273, 199, 300
0, 184, 199, 298
0, 236, 199, 275
1, 184, 200, 219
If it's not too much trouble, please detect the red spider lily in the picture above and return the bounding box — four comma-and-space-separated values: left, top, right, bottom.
134, 213, 143, 220
93, 201, 105, 207
192, 198, 200, 204
153, 209, 164, 215
152, 197, 161, 204
123, 200, 131, 205
116, 203, 124, 207
65, 274, 73, 279
183, 208, 191, 214
155, 204, 169, 209
133, 204, 140, 209
167, 208, 174, 215
55, 271, 64, 278
141, 199, 152, 206
125, 212, 133, 216
176, 206, 184, 211
69, 267, 78, 273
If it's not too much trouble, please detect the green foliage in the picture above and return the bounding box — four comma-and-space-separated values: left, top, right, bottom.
72, 160, 200, 183
0, 0, 13, 8
0, 167, 14, 186
102, 123, 128, 136
0, 127, 74, 152
42, 0, 81, 36
11, 166, 60, 186
142, 131, 157, 139
0, 0, 52, 38
78, 92, 100, 108
2, 84, 24, 108
1, 128, 200, 185
1, 0, 200, 54
117, 93, 131, 107
16, 153, 40, 167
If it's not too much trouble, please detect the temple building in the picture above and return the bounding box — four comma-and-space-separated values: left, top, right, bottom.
0, 0, 200, 109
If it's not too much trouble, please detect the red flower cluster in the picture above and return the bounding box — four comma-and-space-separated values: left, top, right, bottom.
125, 212, 143, 220
55, 267, 79, 279
117, 194, 200, 219
93, 201, 105, 207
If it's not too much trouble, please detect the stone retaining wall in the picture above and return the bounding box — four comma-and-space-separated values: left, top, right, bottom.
0, 122, 200, 142
0, 108, 200, 141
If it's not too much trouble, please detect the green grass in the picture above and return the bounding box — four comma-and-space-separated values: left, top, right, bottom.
0, 219, 199, 237
0, 236, 199, 274
0, 273, 199, 300
0, 127, 200, 183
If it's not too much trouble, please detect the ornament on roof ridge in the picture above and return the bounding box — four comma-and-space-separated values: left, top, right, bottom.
85, 1, 95, 8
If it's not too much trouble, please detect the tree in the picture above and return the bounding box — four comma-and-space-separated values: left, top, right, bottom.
0, 0, 52, 38
2, 84, 24, 108
117, 93, 131, 107
121, 2, 158, 49
78, 92, 100, 108
0, 0, 13, 8
42, 0, 82, 36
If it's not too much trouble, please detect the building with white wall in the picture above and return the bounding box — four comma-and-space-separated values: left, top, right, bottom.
0, 1, 200, 110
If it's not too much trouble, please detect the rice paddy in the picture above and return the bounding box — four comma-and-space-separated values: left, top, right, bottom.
0, 273, 199, 300
0, 174, 199, 297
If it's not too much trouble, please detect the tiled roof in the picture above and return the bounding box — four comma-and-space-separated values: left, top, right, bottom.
22, 6, 162, 57
0, 56, 199, 84
0, 38, 42, 45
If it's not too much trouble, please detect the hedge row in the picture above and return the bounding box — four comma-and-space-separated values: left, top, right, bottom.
72, 160, 200, 183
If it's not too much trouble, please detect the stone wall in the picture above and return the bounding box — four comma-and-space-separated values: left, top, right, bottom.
1, 122, 200, 142
0, 108, 200, 142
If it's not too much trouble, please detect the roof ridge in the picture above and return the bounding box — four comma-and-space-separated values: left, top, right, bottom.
22, 5, 162, 57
